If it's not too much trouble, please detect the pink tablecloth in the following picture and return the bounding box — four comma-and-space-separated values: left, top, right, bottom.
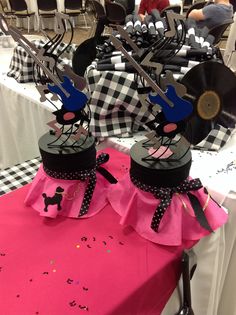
0, 148, 186, 315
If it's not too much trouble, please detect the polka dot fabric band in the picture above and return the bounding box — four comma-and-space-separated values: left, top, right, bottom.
130, 175, 204, 231
78, 153, 112, 217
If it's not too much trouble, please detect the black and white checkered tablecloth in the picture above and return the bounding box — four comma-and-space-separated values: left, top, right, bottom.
87, 68, 154, 137
87, 67, 234, 150
7, 40, 77, 83
0, 157, 41, 196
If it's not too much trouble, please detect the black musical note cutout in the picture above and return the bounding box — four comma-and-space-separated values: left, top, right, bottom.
164, 11, 185, 38
55, 12, 70, 35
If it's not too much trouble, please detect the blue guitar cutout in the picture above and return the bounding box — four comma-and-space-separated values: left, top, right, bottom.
47, 75, 88, 112
148, 84, 193, 123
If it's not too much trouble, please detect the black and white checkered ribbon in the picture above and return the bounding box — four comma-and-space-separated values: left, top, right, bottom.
130, 175, 211, 232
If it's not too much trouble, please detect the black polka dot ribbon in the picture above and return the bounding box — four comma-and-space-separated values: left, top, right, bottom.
78, 168, 97, 217
78, 153, 117, 217
131, 176, 213, 232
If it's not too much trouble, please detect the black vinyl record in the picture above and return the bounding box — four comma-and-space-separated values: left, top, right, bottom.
72, 36, 109, 77
72, 37, 97, 77
181, 61, 236, 145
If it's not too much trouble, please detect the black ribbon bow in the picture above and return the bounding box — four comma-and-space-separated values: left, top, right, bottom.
78, 153, 117, 217
131, 176, 213, 233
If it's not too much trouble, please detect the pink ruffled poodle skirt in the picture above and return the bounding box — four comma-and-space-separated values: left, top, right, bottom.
107, 173, 228, 246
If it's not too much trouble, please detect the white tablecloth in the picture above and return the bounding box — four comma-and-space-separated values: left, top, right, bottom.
0, 43, 54, 169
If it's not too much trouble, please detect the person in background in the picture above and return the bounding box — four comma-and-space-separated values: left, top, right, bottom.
188, 0, 233, 29
138, 0, 170, 21
229, 0, 236, 12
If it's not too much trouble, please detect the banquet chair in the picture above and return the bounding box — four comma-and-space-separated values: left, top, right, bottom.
90, 0, 109, 36
186, 0, 206, 17
36, 0, 58, 31
160, 4, 182, 17
72, 36, 98, 76
62, 0, 90, 29
182, 0, 193, 14
126, 0, 135, 14
0, 0, 15, 25
105, 2, 126, 25
8, 0, 36, 32
91, 0, 106, 19
230, 0, 236, 12
209, 19, 233, 45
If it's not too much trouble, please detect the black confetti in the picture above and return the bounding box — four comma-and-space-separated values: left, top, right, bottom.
93, 237, 96, 241
79, 305, 89, 311
216, 161, 236, 175
119, 242, 124, 245
83, 287, 88, 291
0, 253, 6, 256
81, 237, 88, 241
108, 236, 113, 239
67, 278, 73, 284
87, 245, 92, 249
102, 241, 107, 246
69, 300, 77, 307
42, 272, 49, 275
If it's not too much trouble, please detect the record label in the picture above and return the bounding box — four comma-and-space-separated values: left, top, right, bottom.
197, 90, 221, 120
